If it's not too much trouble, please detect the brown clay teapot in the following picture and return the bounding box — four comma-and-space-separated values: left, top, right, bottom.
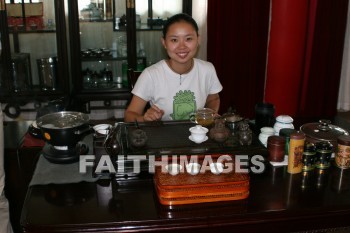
130, 129, 148, 147
209, 119, 230, 143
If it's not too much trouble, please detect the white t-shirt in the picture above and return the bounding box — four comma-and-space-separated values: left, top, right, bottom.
132, 58, 223, 121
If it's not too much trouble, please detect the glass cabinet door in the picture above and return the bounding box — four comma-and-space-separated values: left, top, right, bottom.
0, 0, 69, 118
72, 0, 129, 91
68, 0, 190, 117
4, 0, 68, 92
134, 0, 183, 65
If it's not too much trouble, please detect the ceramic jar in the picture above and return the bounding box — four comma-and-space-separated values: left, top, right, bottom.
258, 127, 275, 147
273, 115, 294, 135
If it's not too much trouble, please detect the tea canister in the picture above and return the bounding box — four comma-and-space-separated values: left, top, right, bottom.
302, 142, 316, 171
273, 115, 294, 135
335, 135, 350, 169
288, 132, 305, 174
267, 136, 286, 162
315, 141, 333, 169
279, 128, 297, 156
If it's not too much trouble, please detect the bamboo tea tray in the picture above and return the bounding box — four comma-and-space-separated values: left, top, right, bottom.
154, 166, 249, 205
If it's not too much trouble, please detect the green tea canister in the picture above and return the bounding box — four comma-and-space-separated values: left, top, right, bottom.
315, 141, 333, 169
302, 142, 316, 171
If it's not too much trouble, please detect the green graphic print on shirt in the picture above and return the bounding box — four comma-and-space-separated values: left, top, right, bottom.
170, 90, 196, 120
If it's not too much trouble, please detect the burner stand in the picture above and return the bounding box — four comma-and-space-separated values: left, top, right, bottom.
43, 142, 89, 164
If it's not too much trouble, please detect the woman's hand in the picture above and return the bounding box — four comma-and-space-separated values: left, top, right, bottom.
143, 105, 164, 121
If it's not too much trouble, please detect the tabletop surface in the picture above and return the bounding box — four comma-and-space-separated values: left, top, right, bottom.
19, 121, 350, 233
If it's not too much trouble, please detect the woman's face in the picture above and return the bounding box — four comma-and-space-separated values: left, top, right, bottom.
161, 21, 200, 64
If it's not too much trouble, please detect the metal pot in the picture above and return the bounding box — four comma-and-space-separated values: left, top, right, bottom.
300, 119, 349, 151
36, 111, 91, 147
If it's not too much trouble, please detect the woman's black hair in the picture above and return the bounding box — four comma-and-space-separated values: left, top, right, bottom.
162, 13, 199, 38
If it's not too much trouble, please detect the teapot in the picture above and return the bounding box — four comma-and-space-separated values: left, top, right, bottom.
130, 129, 148, 147
209, 118, 230, 143
237, 120, 253, 146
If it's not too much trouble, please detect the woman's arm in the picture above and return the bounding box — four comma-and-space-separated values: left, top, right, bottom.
124, 95, 148, 122
124, 95, 164, 122
205, 93, 220, 114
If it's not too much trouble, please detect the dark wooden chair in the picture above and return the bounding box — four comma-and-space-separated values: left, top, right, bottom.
127, 68, 142, 89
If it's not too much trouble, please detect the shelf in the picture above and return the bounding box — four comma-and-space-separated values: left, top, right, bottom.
81, 56, 127, 62
79, 18, 113, 23
9, 28, 56, 33
114, 24, 163, 32
81, 56, 146, 62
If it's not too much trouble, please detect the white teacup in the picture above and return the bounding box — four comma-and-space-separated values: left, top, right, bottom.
210, 162, 224, 175
93, 124, 111, 135
165, 164, 182, 176
186, 162, 201, 175
189, 125, 208, 143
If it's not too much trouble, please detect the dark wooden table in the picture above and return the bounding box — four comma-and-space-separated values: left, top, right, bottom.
20, 164, 350, 232
19, 121, 350, 233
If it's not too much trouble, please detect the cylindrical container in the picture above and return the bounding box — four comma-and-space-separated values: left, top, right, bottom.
288, 132, 305, 174
255, 102, 275, 131
11, 53, 32, 92
302, 142, 316, 171
37, 57, 58, 90
315, 141, 333, 169
335, 135, 350, 169
279, 128, 297, 156
267, 136, 286, 162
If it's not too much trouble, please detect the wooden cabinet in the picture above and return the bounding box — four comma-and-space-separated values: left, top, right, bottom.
0, 0, 192, 119
68, 0, 191, 117
0, 0, 70, 119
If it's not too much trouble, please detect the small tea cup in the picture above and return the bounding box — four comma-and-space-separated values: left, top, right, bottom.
210, 162, 224, 175
186, 162, 201, 175
93, 124, 111, 135
165, 164, 182, 176
189, 125, 208, 143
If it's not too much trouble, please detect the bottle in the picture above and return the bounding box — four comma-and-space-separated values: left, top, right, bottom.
288, 132, 305, 174
136, 59, 145, 71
